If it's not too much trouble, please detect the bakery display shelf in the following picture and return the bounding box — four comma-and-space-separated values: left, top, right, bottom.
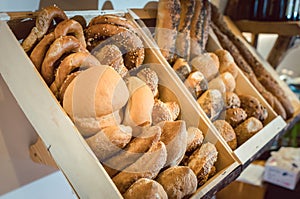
129, 8, 287, 169
0, 9, 240, 199
233, 20, 300, 36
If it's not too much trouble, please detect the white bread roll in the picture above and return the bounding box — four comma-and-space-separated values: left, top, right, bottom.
221, 72, 236, 92
214, 49, 238, 79
123, 76, 154, 128
63, 66, 129, 137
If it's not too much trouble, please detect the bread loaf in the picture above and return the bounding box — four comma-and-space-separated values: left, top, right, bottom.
234, 117, 263, 145
213, 120, 237, 150
123, 77, 154, 129
112, 141, 167, 194
86, 125, 132, 161
186, 126, 204, 153
157, 120, 187, 167
63, 66, 129, 137
156, 166, 197, 199
123, 178, 168, 199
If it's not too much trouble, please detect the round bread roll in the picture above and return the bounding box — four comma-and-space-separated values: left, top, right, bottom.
213, 120, 237, 150
214, 49, 238, 78
184, 71, 208, 99
173, 58, 192, 81
85, 125, 132, 161
208, 76, 226, 94
225, 107, 247, 128
63, 66, 129, 137
123, 178, 168, 199
156, 166, 197, 199
239, 94, 268, 122
197, 89, 224, 121
152, 99, 180, 125
225, 92, 240, 109
190, 52, 219, 81
123, 76, 154, 127
186, 126, 204, 153
136, 67, 159, 98
234, 117, 263, 145
221, 72, 236, 92
157, 120, 187, 167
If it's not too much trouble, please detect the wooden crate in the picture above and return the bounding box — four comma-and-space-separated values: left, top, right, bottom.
128, 8, 287, 168
0, 10, 239, 199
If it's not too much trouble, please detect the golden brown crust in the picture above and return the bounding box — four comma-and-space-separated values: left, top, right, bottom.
173, 58, 192, 81
225, 92, 240, 109
225, 107, 247, 128
151, 99, 180, 125
54, 19, 86, 48
213, 120, 237, 150
123, 178, 168, 199
187, 142, 218, 186
156, 166, 198, 199
234, 117, 263, 145
103, 126, 161, 177
50, 51, 101, 98
88, 14, 136, 30
186, 126, 204, 153
41, 35, 87, 85
59, 71, 80, 102
112, 141, 167, 194
184, 71, 208, 99
22, 5, 67, 53
30, 32, 55, 72
86, 125, 132, 161
136, 68, 159, 97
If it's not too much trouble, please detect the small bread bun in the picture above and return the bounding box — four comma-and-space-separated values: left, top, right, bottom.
123, 178, 168, 199
123, 76, 154, 128
214, 49, 238, 78
85, 125, 132, 161
221, 72, 236, 92
208, 76, 226, 94
190, 52, 219, 81
157, 120, 187, 167
197, 89, 224, 121
225, 92, 240, 109
173, 58, 192, 81
156, 166, 197, 199
152, 99, 180, 125
239, 94, 268, 122
184, 71, 208, 99
235, 117, 263, 145
225, 107, 247, 128
186, 126, 204, 153
63, 66, 129, 137
213, 120, 237, 150
187, 142, 218, 186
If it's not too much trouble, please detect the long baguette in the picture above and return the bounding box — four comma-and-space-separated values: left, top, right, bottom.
155, 0, 181, 63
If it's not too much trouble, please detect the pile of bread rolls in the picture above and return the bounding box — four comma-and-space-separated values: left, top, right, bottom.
20, 5, 219, 198
154, 0, 273, 149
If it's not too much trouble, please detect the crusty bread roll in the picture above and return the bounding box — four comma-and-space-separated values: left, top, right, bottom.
123, 178, 168, 199
152, 99, 180, 125
173, 58, 192, 81
85, 125, 132, 161
214, 49, 238, 79
225, 107, 247, 128
112, 141, 167, 194
103, 125, 161, 177
136, 67, 159, 98
186, 126, 204, 153
63, 66, 129, 137
157, 120, 187, 167
92, 44, 128, 77
123, 76, 154, 128
213, 120, 237, 150
234, 117, 263, 145
239, 94, 268, 122
156, 166, 197, 199
208, 76, 226, 94
184, 71, 208, 99
197, 89, 224, 121
187, 142, 218, 186
225, 92, 240, 109
221, 72, 236, 92
190, 52, 219, 81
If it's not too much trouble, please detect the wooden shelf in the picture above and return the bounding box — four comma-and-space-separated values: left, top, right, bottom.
234, 20, 300, 36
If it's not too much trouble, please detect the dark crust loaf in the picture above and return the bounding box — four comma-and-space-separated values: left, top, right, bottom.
210, 3, 293, 119
175, 0, 195, 60
190, 0, 211, 59
210, 22, 287, 119
155, 0, 181, 63
239, 94, 268, 122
